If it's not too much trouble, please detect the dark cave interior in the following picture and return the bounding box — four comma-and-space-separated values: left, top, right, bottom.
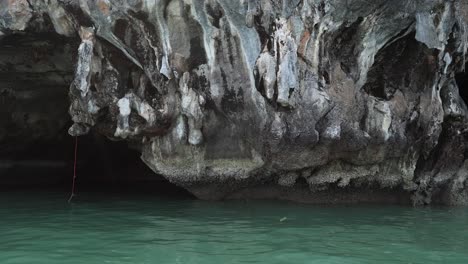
0, 133, 193, 198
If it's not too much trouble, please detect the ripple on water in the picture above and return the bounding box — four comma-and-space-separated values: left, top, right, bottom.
0, 191, 467, 264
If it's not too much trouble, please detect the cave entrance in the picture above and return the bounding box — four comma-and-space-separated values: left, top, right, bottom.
0, 33, 193, 199
64, 134, 194, 198
455, 65, 468, 106
0, 133, 194, 198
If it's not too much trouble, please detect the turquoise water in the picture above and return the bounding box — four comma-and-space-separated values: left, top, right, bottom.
0, 191, 467, 264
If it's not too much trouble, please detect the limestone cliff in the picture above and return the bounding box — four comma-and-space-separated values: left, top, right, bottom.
1, 0, 468, 205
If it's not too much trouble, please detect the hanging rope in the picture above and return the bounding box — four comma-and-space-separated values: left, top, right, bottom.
68, 136, 78, 203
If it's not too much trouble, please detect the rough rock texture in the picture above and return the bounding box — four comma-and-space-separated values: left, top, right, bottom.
1, 0, 468, 205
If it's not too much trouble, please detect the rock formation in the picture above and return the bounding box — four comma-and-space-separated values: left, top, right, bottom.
1, 0, 468, 205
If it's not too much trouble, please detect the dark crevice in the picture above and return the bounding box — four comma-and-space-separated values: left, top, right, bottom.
455, 66, 468, 106
205, 1, 224, 29
362, 32, 426, 100
332, 17, 364, 80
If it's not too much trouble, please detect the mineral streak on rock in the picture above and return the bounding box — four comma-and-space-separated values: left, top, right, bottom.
1, 0, 468, 205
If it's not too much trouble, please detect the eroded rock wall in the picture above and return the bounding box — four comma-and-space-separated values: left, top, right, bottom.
1, 0, 468, 205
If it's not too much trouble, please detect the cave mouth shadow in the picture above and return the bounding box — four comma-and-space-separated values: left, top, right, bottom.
0, 133, 195, 199
70, 134, 195, 198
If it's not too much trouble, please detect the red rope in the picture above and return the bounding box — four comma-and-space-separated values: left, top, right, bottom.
68, 136, 78, 203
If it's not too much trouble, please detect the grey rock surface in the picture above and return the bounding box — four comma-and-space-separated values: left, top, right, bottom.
1, 0, 468, 205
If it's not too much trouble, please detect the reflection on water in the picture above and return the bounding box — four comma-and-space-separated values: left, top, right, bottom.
0, 191, 467, 264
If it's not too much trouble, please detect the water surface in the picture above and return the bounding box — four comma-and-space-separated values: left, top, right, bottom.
0, 191, 467, 264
